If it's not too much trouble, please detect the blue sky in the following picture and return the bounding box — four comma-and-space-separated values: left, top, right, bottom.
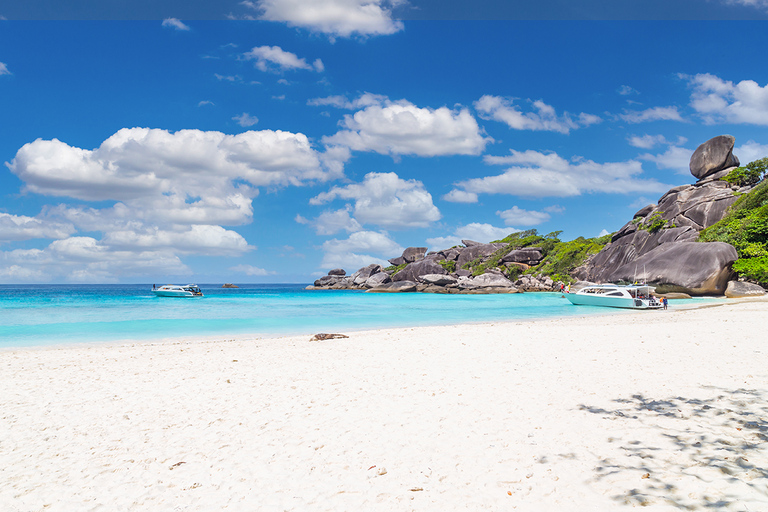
2, 1, 768, 283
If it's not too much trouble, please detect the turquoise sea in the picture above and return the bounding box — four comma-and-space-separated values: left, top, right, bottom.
0, 284, 713, 349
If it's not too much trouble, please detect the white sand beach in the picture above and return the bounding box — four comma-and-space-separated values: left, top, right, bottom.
2, 300, 768, 511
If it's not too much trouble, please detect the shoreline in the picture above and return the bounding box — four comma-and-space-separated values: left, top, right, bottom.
3, 299, 768, 511
1, 292, 746, 353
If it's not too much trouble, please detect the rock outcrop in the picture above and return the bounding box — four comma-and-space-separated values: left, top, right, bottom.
689, 135, 740, 180
605, 241, 738, 295
724, 280, 767, 298
577, 135, 754, 295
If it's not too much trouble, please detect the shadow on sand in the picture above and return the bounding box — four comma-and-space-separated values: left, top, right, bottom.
579, 387, 768, 510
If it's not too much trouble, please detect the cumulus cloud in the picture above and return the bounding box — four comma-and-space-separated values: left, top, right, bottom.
229, 264, 275, 276
496, 206, 552, 227
474, 95, 601, 134
300, 207, 363, 235
638, 145, 694, 175
244, 45, 324, 73
162, 18, 191, 31
310, 171, 441, 229
320, 230, 403, 270
0, 62, 10, 75
441, 189, 478, 203
446, 149, 670, 199
618, 106, 684, 123
736, 140, 768, 164
685, 73, 768, 125
323, 96, 490, 157
233, 112, 259, 127
0, 213, 74, 242
0, 238, 191, 283
242, 0, 404, 38
7, 127, 338, 203
426, 223, 515, 249
2, 127, 347, 280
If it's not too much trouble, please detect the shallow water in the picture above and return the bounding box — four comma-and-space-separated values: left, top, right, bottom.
0, 284, 718, 348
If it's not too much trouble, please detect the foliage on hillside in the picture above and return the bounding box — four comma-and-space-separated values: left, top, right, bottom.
722, 157, 768, 187
526, 233, 611, 283
699, 176, 768, 284
481, 229, 610, 283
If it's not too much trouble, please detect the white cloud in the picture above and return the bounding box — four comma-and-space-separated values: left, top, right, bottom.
426, 223, 515, 250
7, 127, 338, 203
627, 134, 669, 149
627, 134, 688, 149
244, 45, 324, 73
162, 18, 191, 31
198, 100, 215, 107
723, 0, 768, 9
215, 73, 241, 82
446, 149, 669, 199
618, 85, 639, 96
320, 230, 403, 270
0, 62, 10, 75
308, 92, 388, 110
229, 264, 275, 276
324, 97, 490, 157
474, 95, 601, 134
619, 106, 684, 123
300, 207, 363, 235
685, 73, 768, 125
0, 213, 74, 242
441, 189, 478, 203
598, 229, 610, 237
638, 145, 694, 175
2, 127, 348, 280
736, 140, 768, 164
100, 225, 251, 256
310, 171, 441, 229
496, 206, 551, 227
233, 112, 259, 127
0, 238, 191, 283
243, 0, 404, 38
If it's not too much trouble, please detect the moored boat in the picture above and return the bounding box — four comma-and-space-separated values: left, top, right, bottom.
565, 284, 662, 309
152, 284, 204, 297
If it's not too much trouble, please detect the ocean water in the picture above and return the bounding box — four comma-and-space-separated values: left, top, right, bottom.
0, 284, 711, 349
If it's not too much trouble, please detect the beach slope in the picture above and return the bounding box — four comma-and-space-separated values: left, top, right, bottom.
2, 301, 768, 511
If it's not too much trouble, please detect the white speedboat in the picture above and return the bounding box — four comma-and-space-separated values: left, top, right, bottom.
153, 284, 204, 297
565, 284, 662, 309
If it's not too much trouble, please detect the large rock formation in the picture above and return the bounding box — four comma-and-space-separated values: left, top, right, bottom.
689, 135, 739, 180
577, 135, 754, 295
604, 241, 737, 295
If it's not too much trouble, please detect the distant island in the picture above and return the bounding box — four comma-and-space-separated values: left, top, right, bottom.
221, 283, 239, 288
309, 136, 767, 298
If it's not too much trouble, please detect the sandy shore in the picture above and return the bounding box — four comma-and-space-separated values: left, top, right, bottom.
2, 300, 768, 511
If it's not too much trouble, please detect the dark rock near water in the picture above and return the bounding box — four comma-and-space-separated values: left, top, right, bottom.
365, 271, 391, 288
402, 246, 428, 263
392, 258, 447, 282
418, 274, 458, 286
689, 135, 739, 180
328, 268, 346, 276
367, 280, 419, 293
724, 280, 766, 298
605, 241, 737, 295
456, 242, 505, 269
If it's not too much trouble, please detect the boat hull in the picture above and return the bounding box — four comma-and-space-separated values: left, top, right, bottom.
153, 290, 197, 297
565, 293, 661, 309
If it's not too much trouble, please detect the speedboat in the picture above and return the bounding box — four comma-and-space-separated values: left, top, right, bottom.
564, 284, 662, 309
153, 284, 204, 297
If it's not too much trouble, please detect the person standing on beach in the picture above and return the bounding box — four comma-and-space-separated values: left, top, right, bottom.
662, 296, 668, 310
